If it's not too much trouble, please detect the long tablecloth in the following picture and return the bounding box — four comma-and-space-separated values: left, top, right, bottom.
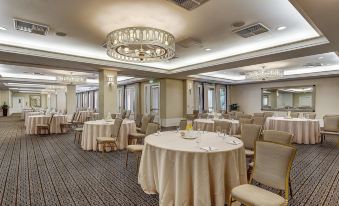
265, 117, 321, 144
81, 119, 136, 151
25, 115, 68, 134
139, 131, 247, 206
193, 119, 240, 135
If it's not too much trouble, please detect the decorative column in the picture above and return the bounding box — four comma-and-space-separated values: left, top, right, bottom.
66, 85, 76, 114
99, 69, 117, 118
56, 89, 66, 113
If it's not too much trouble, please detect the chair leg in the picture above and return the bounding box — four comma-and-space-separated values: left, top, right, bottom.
125, 151, 129, 168
289, 177, 293, 199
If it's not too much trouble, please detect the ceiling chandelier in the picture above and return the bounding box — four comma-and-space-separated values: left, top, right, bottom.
245, 66, 284, 81
106, 27, 175, 63
56, 73, 86, 84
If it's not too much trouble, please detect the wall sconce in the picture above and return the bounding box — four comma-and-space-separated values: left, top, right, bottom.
106, 76, 115, 86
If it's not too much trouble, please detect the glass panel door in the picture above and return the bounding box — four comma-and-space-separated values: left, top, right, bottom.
125, 86, 136, 119
150, 85, 160, 123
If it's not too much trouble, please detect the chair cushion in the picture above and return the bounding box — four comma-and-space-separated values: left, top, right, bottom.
127, 145, 144, 152
129, 133, 146, 139
231, 184, 285, 206
245, 149, 254, 156
96, 137, 117, 143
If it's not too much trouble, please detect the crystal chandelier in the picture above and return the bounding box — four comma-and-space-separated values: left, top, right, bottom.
106, 27, 175, 63
245, 66, 284, 81
56, 73, 86, 84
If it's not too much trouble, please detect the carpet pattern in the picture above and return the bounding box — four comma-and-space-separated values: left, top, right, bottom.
0, 116, 338, 205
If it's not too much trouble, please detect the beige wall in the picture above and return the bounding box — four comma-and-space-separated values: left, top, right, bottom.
230, 77, 339, 118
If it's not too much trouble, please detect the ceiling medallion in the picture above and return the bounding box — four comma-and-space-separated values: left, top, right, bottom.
106, 27, 175, 63
245, 66, 284, 81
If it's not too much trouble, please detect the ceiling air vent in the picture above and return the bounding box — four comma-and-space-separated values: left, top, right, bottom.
234, 23, 269, 38
176, 38, 202, 48
167, 0, 210, 11
14, 19, 49, 35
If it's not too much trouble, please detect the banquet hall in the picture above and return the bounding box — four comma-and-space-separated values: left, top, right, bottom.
0, 0, 338, 205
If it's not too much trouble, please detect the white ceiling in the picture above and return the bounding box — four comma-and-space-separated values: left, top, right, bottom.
0, 0, 323, 71
195, 52, 339, 84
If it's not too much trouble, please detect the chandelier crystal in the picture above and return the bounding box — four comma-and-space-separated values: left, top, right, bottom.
106, 27, 175, 63
57, 73, 86, 84
245, 66, 284, 81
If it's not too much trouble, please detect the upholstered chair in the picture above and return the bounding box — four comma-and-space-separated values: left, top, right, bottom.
253, 117, 266, 126
111, 113, 117, 119
214, 120, 232, 135
239, 118, 253, 125
125, 110, 131, 119
136, 115, 151, 133
36, 114, 55, 135
179, 120, 187, 130
263, 111, 274, 118
320, 115, 339, 143
149, 114, 155, 122
200, 113, 208, 119
304, 112, 316, 119
120, 110, 127, 119
60, 112, 77, 133
134, 114, 143, 128
290, 112, 299, 118
253, 112, 264, 117
229, 141, 296, 206
263, 130, 293, 145
96, 118, 123, 153
125, 123, 159, 170
129, 115, 152, 144
235, 124, 262, 157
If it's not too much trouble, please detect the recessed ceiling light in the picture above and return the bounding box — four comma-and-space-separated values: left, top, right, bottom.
205, 48, 211, 51
276, 26, 287, 31
0, 26, 7, 31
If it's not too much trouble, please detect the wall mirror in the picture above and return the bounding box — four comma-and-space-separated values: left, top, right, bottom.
261, 85, 315, 111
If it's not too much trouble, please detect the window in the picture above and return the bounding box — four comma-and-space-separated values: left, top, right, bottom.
207, 88, 215, 112
220, 87, 226, 111
125, 86, 136, 113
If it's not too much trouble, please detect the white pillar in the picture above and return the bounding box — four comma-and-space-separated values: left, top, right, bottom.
66, 85, 76, 114
99, 69, 117, 118
56, 89, 66, 113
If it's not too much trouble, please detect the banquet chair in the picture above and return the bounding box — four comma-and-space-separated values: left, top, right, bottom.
96, 118, 123, 153
200, 113, 208, 119
149, 114, 155, 122
290, 112, 299, 118
193, 110, 199, 119
304, 112, 316, 119
229, 141, 296, 206
239, 118, 253, 125
263, 111, 274, 118
74, 127, 83, 144
263, 130, 293, 145
320, 115, 339, 144
179, 120, 187, 130
223, 113, 230, 119
130, 115, 151, 144
253, 112, 264, 117
186, 114, 195, 121
125, 110, 131, 119
60, 112, 77, 133
36, 114, 55, 135
111, 113, 117, 119
253, 116, 266, 126
214, 120, 232, 135
134, 114, 143, 128
120, 110, 127, 119
235, 124, 262, 160
136, 115, 151, 133
125, 123, 159, 170
236, 113, 252, 120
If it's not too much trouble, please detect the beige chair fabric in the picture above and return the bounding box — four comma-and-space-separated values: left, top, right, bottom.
263, 111, 274, 118
290, 112, 299, 118
240, 124, 262, 151
179, 120, 187, 130
239, 118, 253, 125
145, 123, 159, 136
236, 113, 251, 120
229, 141, 296, 206
253, 112, 264, 117
214, 120, 231, 134
125, 110, 131, 119
96, 118, 123, 152
253, 117, 266, 126
263, 130, 293, 145
320, 115, 339, 143
304, 112, 316, 119
149, 114, 155, 123
200, 113, 208, 119
137, 115, 151, 134
135, 114, 143, 128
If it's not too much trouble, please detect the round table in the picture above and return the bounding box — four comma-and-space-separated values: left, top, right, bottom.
21, 109, 33, 119
265, 117, 321, 144
24, 111, 43, 122
138, 131, 247, 206
81, 119, 137, 151
25, 115, 68, 135
193, 119, 240, 135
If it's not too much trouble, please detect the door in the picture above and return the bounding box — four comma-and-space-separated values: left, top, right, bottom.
12, 97, 24, 113
144, 83, 160, 123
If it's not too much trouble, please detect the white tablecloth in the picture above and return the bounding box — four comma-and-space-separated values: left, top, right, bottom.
25, 115, 68, 135
139, 131, 247, 206
193, 119, 240, 135
265, 117, 321, 144
21, 109, 33, 119
24, 112, 44, 124
81, 119, 137, 151
76, 111, 94, 122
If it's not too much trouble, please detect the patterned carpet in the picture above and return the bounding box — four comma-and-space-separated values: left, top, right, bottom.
0, 116, 338, 206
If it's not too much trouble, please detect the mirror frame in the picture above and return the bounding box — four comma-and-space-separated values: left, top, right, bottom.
261, 85, 316, 112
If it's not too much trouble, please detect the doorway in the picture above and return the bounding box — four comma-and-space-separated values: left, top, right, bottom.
144, 83, 160, 123
12, 97, 25, 113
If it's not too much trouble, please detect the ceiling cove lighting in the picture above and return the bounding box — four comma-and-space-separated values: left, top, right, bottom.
284, 65, 339, 75
245, 66, 284, 81
106, 27, 175, 63
0, 72, 56, 80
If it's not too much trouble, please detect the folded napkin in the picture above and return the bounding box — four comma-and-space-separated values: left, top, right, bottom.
200, 146, 218, 152
227, 140, 242, 145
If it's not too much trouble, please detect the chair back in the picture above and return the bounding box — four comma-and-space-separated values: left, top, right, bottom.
193, 110, 199, 118
241, 124, 262, 150
73, 112, 80, 122
140, 115, 151, 134
253, 117, 266, 126
237, 114, 252, 120
125, 110, 131, 119
323, 115, 339, 132
145, 123, 160, 135
252, 141, 296, 196
214, 120, 231, 134
263, 130, 293, 145
179, 120, 187, 130
304, 112, 316, 119
263, 111, 274, 118
239, 118, 253, 125
111, 118, 123, 138
70, 112, 77, 122
253, 112, 264, 117
135, 114, 143, 127
149, 114, 155, 122
290, 112, 299, 118
120, 110, 127, 119
48, 114, 55, 126
200, 113, 208, 119
223, 113, 230, 119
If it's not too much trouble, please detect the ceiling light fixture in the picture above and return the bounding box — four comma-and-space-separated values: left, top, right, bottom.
106, 27, 175, 63
0, 26, 7, 31
205, 48, 211, 51
276, 26, 287, 31
57, 72, 86, 84
245, 66, 284, 81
